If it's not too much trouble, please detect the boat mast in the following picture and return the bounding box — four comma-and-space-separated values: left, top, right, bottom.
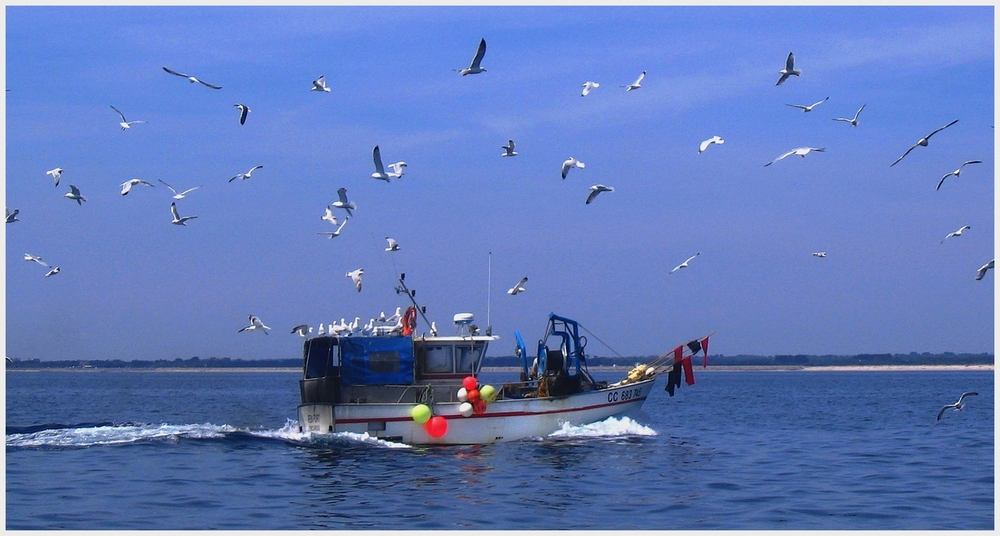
487, 251, 492, 334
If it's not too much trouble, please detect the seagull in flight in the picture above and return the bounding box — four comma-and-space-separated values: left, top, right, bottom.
561, 157, 585, 179
456, 38, 487, 75
333, 187, 356, 217
317, 216, 348, 238
6, 208, 19, 223
621, 70, 645, 91
229, 165, 263, 182
321, 206, 339, 226
786, 97, 828, 113
170, 202, 197, 226
501, 139, 518, 157
157, 179, 200, 200
110, 105, 146, 130
162, 66, 222, 89
812, 252, 827, 258
669, 252, 700, 274
832, 103, 866, 127
386, 161, 407, 179
699, 135, 725, 154
941, 225, 971, 244
371, 145, 391, 182
937, 392, 978, 421
47, 167, 63, 187
238, 314, 271, 335
44, 266, 61, 278
120, 178, 155, 196
936, 160, 982, 191
24, 253, 49, 267
581, 81, 600, 96
764, 147, 825, 166
385, 237, 400, 252
890, 119, 959, 167
347, 268, 364, 292
64, 185, 87, 205
586, 184, 614, 204
291, 324, 313, 337
507, 276, 528, 295
234, 103, 250, 125
976, 259, 994, 281
311, 75, 331, 92
775, 52, 801, 86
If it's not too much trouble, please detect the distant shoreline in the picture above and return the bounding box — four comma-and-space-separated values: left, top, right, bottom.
5, 365, 993, 373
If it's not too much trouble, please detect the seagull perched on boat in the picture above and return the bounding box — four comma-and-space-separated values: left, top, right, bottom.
621, 70, 645, 91
64, 185, 87, 205
384, 307, 402, 324
386, 162, 407, 179
110, 105, 146, 130
311, 75, 331, 92
333, 187, 356, 217
890, 119, 959, 167
456, 38, 487, 75
941, 225, 971, 244
669, 252, 700, 274
501, 139, 518, 157
120, 178, 155, 196
47, 167, 63, 187
561, 157, 585, 179
385, 237, 400, 251
764, 147, 825, 167
581, 81, 600, 96
976, 259, 994, 281
321, 206, 339, 226
698, 136, 725, 154
786, 97, 828, 113
317, 323, 326, 336
24, 253, 49, 267
162, 66, 222, 89
937, 392, 978, 421
157, 179, 200, 200
317, 217, 348, 239
586, 184, 614, 204
832, 103, 866, 127
238, 314, 271, 335
291, 324, 312, 337
6, 208, 19, 223
347, 268, 364, 292
44, 266, 61, 278
371, 145, 391, 182
936, 160, 982, 191
812, 252, 827, 258
775, 52, 801, 86
234, 103, 250, 125
170, 202, 197, 226
229, 165, 263, 182
507, 276, 528, 295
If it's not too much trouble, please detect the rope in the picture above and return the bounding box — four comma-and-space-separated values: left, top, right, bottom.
577, 322, 625, 359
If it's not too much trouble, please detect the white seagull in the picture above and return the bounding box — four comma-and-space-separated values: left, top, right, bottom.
44, 266, 61, 278
234, 103, 250, 125
941, 225, 971, 244
385, 237, 400, 252
6, 208, 19, 223
47, 167, 63, 187
775, 52, 801, 86
311, 75, 331, 92
586, 184, 614, 204
765, 147, 825, 167
24, 253, 49, 267
561, 157, 585, 179
832, 103, 866, 127
936, 160, 982, 191
698, 136, 725, 154
64, 185, 87, 205
786, 97, 828, 113
317, 217, 348, 238
238, 314, 271, 335
581, 81, 600, 96
347, 268, 364, 292
501, 139, 518, 157
321, 206, 340, 226
669, 252, 700, 274
157, 179, 200, 200
976, 259, 994, 281
384, 307, 402, 324
333, 187, 356, 217
162, 66, 222, 89
937, 392, 978, 421
291, 324, 312, 337
386, 162, 407, 179
812, 252, 827, 258
170, 202, 197, 226
120, 178, 155, 196
229, 165, 263, 183
890, 119, 959, 167
507, 276, 528, 295
110, 105, 146, 130
457, 38, 487, 76
370, 146, 393, 182
621, 71, 645, 91
317, 323, 326, 336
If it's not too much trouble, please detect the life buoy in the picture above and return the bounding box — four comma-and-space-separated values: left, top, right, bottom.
402, 306, 417, 336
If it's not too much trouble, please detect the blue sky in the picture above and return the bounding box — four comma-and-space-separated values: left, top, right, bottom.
4, 6, 994, 362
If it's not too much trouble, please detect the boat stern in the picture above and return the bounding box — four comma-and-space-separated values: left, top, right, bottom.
297, 403, 335, 434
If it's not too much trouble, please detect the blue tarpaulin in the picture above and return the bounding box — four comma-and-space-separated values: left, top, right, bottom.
339, 336, 415, 385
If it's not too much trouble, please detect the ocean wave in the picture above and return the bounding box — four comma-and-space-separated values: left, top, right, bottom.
547, 416, 658, 439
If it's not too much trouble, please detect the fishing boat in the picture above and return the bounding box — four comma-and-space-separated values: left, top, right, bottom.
296, 276, 708, 445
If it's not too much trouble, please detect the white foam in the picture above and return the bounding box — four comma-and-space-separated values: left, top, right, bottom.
249, 419, 410, 449
6, 422, 238, 448
548, 416, 658, 439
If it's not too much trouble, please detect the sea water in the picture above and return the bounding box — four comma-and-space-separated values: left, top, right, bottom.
5, 369, 993, 530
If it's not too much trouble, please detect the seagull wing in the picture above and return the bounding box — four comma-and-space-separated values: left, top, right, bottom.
786, 104, 809, 111
852, 104, 866, 121
469, 38, 487, 69
586, 188, 601, 204
337, 187, 350, 205
890, 143, 919, 167
765, 150, 795, 166
958, 392, 979, 404
170, 202, 180, 220
776, 73, 790, 86
936, 405, 952, 421
634, 71, 646, 85
785, 52, 795, 71
936, 172, 954, 191
976, 260, 994, 280
162, 66, 190, 78
961, 160, 983, 169
924, 119, 959, 140
561, 160, 573, 179
197, 79, 222, 90
110, 105, 127, 122
157, 179, 179, 195
372, 146, 385, 173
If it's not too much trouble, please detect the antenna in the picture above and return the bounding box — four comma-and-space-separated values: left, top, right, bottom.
487, 251, 492, 332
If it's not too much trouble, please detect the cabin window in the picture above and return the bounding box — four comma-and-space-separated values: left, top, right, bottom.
369, 351, 401, 374
424, 345, 453, 373
456, 345, 481, 373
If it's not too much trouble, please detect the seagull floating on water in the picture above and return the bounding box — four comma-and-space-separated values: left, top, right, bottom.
786, 97, 828, 112
333, 187, 356, 217
561, 157, 585, 179
120, 178, 154, 196
170, 202, 197, 226
234, 103, 250, 125
238, 314, 271, 335
890, 120, 959, 167
669, 252, 700, 274
162, 66, 222, 89
832, 103, 866, 127
764, 147, 825, 167
937, 392, 978, 421
311, 75, 330, 92
385, 237, 400, 252
976, 259, 994, 281
586, 184, 614, 204
941, 225, 971, 244
317, 217, 349, 239
507, 276, 528, 295
6, 208, 19, 223
157, 179, 200, 200
456, 38, 487, 75
775, 52, 801, 86
581, 81, 600, 96
110, 105, 146, 130
229, 165, 263, 183
621, 71, 645, 91
24, 253, 49, 267
291, 324, 312, 337
44, 266, 61, 278
699, 136, 725, 154
347, 268, 364, 292
501, 139, 518, 157
47, 168, 63, 187
64, 185, 87, 205
936, 160, 982, 191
